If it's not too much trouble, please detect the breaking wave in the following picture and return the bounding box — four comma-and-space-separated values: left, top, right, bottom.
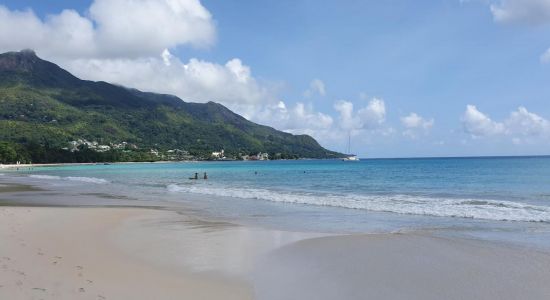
29, 175, 109, 184
167, 184, 550, 223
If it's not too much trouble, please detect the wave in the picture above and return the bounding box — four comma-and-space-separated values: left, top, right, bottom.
167, 184, 550, 223
66, 176, 109, 184
29, 175, 61, 180
29, 174, 108, 184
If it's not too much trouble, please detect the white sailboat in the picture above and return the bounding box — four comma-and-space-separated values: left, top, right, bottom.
342, 132, 360, 161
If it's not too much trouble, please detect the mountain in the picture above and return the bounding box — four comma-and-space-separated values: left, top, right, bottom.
0, 50, 343, 163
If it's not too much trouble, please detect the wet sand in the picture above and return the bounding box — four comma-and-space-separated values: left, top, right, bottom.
1, 178, 550, 299
255, 233, 550, 300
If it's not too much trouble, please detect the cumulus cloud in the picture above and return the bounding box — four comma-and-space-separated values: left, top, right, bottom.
0, 0, 215, 59
0, 7, 95, 59
334, 98, 386, 130
505, 106, 550, 140
89, 0, 215, 56
462, 105, 505, 138
257, 101, 333, 133
254, 97, 392, 152
490, 0, 550, 24
65, 51, 275, 111
303, 79, 326, 98
401, 112, 434, 138
462, 105, 550, 143
0, 1, 276, 117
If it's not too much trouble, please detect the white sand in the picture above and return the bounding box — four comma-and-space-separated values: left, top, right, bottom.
2, 198, 550, 300
0, 207, 253, 300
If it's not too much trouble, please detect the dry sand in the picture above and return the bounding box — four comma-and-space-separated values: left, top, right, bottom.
0, 206, 253, 300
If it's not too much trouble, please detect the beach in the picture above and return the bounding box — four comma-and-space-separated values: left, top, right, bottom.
0, 206, 254, 300
2, 205, 550, 300
1, 175, 550, 299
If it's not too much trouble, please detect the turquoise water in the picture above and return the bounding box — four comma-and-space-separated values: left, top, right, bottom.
6, 157, 550, 246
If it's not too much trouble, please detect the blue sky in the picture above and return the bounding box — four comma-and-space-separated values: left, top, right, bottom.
1, 0, 550, 157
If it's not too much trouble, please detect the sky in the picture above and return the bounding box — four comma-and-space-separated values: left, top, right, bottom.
1, 0, 550, 157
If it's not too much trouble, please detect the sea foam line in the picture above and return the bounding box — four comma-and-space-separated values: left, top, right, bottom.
29, 174, 109, 184
167, 184, 550, 223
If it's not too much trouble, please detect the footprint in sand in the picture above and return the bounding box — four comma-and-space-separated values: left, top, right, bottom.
86, 280, 93, 284
79, 287, 85, 293
32, 287, 46, 292
97, 295, 106, 299
76, 265, 83, 270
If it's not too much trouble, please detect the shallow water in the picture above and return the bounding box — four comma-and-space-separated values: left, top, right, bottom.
4, 157, 550, 248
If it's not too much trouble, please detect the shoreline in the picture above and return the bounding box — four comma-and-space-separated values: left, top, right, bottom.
2, 204, 550, 299
0, 158, 334, 170
2, 178, 550, 299
0, 161, 191, 170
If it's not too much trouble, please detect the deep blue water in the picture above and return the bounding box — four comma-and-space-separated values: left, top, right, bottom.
5, 157, 550, 246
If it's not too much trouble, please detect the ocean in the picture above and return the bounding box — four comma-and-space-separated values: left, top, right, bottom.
5, 156, 550, 248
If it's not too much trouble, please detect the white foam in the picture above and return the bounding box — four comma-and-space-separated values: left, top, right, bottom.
66, 176, 109, 184
167, 184, 550, 223
29, 174, 108, 184
29, 175, 62, 180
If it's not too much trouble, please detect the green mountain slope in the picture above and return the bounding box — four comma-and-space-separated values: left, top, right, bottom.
0, 50, 343, 163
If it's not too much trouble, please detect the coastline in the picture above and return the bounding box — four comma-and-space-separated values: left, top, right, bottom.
2, 178, 550, 299
0, 161, 188, 170
2, 204, 550, 300
0, 158, 333, 170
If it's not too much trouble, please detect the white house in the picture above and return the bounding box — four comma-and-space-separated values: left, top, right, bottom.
211, 149, 225, 159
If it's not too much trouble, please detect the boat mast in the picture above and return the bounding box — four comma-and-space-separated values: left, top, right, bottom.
348, 131, 351, 155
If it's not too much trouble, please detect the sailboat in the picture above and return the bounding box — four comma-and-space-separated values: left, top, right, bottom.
342, 132, 360, 161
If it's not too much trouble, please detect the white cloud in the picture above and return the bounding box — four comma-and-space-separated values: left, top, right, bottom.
505, 106, 550, 139
462, 105, 505, 138
0, 7, 96, 59
255, 97, 391, 151
256, 101, 333, 133
0, 2, 278, 116
334, 100, 360, 130
334, 98, 386, 130
462, 105, 550, 143
303, 79, 326, 98
490, 0, 550, 24
358, 98, 386, 128
401, 112, 434, 138
65, 52, 275, 111
0, 0, 215, 59
89, 0, 215, 57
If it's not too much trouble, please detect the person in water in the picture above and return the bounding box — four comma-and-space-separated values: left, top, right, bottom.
203, 172, 208, 180
189, 173, 198, 180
